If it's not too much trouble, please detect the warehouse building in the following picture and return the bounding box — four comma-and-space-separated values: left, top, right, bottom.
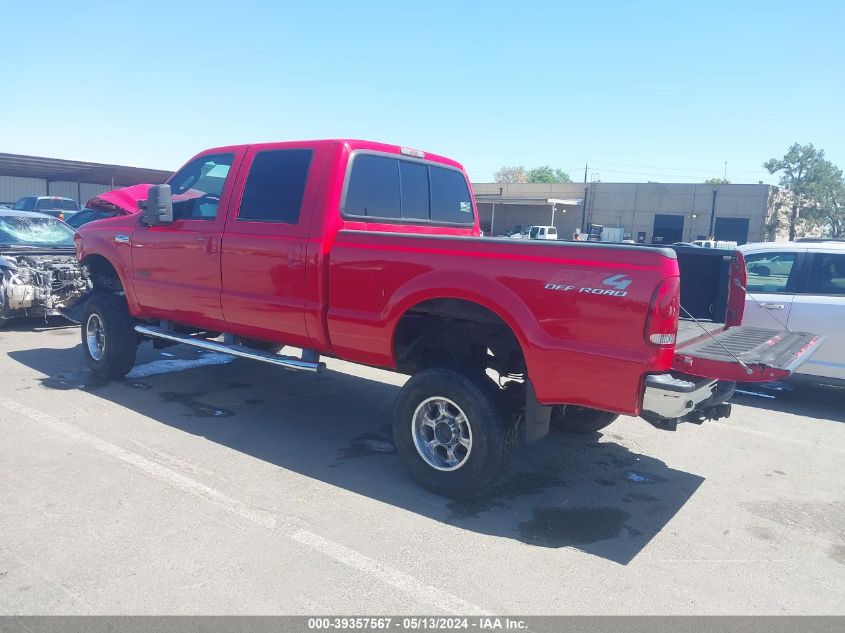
473, 182, 777, 244
0, 153, 172, 207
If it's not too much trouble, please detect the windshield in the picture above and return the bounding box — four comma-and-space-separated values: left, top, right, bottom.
0, 216, 76, 248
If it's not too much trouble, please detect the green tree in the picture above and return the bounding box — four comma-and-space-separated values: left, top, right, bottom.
764, 143, 826, 240
814, 160, 845, 238
526, 166, 572, 183
704, 177, 731, 185
494, 166, 528, 183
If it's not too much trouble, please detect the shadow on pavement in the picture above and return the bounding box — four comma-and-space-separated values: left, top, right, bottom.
734, 381, 845, 423
10, 340, 705, 565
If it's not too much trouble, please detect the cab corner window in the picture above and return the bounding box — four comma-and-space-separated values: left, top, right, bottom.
169, 153, 234, 221
745, 252, 796, 293
807, 253, 845, 295
430, 165, 473, 224
238, 149, 313, 224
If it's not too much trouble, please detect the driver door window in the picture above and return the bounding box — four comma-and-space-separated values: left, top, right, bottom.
169, 153, 234, 220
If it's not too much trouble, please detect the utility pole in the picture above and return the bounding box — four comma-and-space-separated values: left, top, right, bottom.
709, 188, 718, 239
580, 162, 589, 233
724, 161, 727, 181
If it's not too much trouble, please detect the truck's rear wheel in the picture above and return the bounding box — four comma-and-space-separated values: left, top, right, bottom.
393, 368, 517, 498
82, 294, 138, 379
550, 405, 618, 434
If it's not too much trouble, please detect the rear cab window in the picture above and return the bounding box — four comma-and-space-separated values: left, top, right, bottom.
342, 152, 475, 226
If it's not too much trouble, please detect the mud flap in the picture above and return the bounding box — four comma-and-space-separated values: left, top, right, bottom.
524, 380, 552, 443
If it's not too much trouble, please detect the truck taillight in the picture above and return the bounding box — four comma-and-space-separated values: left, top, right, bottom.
726, 253, 746, 327
645, 277, 680, 346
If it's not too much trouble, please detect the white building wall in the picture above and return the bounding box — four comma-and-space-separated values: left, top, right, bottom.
1, 176, 116, 207
79, 183, 112, 206
0, 176, 47, 204
47, 181, 79, 200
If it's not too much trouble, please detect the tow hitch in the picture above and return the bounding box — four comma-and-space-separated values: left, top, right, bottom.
641, 374, 735, 431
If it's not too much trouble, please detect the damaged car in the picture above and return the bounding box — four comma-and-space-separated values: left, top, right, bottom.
0, 209, 87, 325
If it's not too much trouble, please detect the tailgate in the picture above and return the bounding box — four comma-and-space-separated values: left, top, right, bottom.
672, 325, 825, 382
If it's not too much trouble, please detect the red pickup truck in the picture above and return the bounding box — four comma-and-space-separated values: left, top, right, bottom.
75, 139, 822, 497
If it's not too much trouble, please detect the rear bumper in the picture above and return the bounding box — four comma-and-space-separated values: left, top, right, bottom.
641, 373, 735, 430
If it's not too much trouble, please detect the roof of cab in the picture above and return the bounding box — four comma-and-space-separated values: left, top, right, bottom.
203, 139, 466, 172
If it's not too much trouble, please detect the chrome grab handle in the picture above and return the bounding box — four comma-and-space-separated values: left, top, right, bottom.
760, 303, 785, 310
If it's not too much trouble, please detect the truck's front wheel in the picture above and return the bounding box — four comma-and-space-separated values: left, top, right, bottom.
82, 294, 138, 379
550, 405, 618, 434
393, 368, 517, 498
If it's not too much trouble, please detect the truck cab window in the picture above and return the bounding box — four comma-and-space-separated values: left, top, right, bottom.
344, 154, 473, 225
168, 153, 234, 221
345, 155, 401, 218
430, 165, 473, 224
238, 149, 312, 223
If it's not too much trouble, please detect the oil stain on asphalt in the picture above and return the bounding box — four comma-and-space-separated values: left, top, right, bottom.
159, 391, 234, 418
447, 466, 568, 520
518, 506, 634, 547
41, 370, 111, 391
335, 433, 396, 461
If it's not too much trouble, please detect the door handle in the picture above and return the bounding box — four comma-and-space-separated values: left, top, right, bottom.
195, 236, 207, 241
760, 303, 785, 310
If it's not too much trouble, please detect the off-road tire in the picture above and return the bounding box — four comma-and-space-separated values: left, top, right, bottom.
550, 405, 618, 434
393, 368, 517, 498
82, 293, 137, 379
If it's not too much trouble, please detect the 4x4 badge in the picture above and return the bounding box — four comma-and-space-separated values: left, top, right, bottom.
602, 274, 631, 290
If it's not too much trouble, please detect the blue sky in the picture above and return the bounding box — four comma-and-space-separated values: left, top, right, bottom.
1, 1, 842, 184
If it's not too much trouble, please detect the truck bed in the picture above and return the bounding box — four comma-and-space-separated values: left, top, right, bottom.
677, 319, 724, 346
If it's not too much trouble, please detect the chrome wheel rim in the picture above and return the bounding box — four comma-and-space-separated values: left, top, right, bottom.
412, 397, 472, 471
86, 313, 105, 361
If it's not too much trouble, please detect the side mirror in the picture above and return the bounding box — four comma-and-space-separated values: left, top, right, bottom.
141, 184, 173, 226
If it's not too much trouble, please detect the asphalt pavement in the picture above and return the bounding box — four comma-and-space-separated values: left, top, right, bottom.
0, 317, 843, 614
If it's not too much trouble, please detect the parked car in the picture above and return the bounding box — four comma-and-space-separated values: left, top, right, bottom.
739, 240, 845, 385
0, 209, 86, 324
12, 196, 80, 221
74, 139, 821, 497
528, 225, 558, 240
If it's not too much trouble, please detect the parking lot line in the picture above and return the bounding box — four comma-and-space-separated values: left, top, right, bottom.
0, 395, 486, 615
291, 529, 489, 615
715, 422, 845, 454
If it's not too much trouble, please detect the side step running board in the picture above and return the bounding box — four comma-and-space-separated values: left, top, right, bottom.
134, 325, 324, 373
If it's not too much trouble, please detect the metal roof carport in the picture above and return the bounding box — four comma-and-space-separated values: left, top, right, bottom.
474, 195, 583, 236
0, 153, 172, 187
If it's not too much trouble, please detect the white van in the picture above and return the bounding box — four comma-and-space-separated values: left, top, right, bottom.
739, 240, 845, 385
692, 239, 738, 249
528, 226, 558, 240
